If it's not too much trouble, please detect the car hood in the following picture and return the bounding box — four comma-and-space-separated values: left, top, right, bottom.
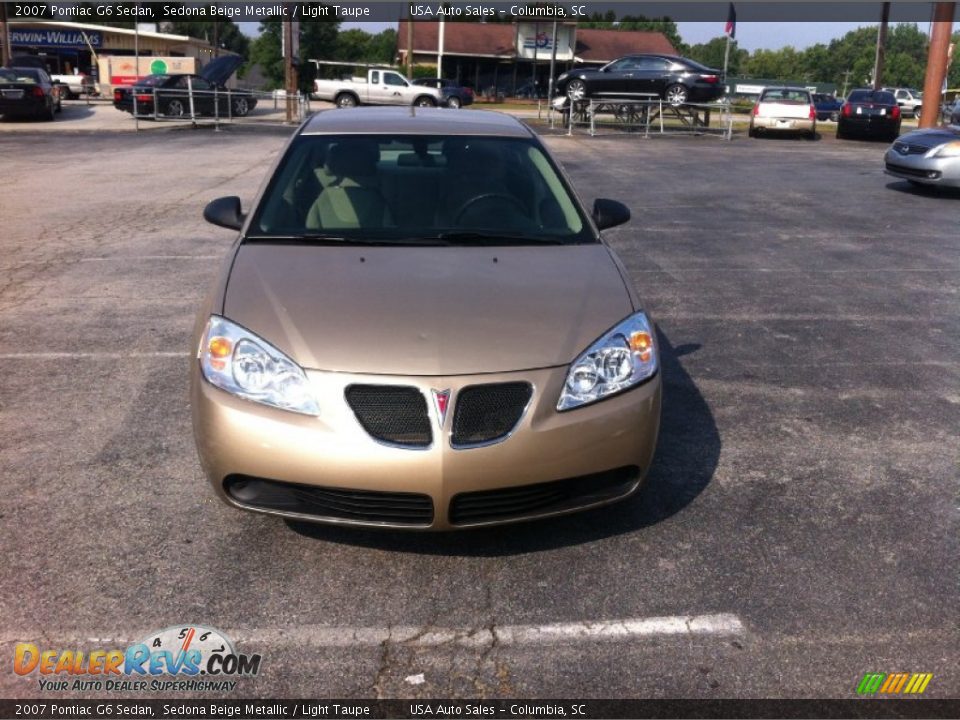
222, 243, 634, 375
893, 127, 960, 149
199, 55, 244, 86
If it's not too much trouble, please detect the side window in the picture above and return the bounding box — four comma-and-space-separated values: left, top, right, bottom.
384, 72, 407, 87
896, 90, 907, 99
370, 71, 379, 84
644, 58, 672, 72
192, 78, 212, 91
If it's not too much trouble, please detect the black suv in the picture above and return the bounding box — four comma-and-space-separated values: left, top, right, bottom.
554, 54, 724, 105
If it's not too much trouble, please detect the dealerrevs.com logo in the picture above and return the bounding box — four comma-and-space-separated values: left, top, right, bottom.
13, 625, 261, 692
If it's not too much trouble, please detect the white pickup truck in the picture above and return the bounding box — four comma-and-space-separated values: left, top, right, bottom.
50, 73, 96, 99
313, 69, 442, 108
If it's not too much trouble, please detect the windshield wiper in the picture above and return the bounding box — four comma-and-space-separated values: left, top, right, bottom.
434, 231, 566, 245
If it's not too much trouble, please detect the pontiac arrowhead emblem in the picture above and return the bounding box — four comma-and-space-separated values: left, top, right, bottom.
431, 389, 451, 428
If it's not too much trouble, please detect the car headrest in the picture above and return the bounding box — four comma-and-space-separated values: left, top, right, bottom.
325, 140, 379, 179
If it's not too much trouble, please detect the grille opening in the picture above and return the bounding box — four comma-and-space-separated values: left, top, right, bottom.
345, 384, 432, 448
451, 382, 533, 447
224, 475, 434, 526
449, 465, 640, 525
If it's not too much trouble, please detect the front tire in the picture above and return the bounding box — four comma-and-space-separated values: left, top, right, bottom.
415, 96, 437, 107
232, 96, 250, 117
566, 79, 586, 101
829, 111, 839, 122
664, 84, 688, 106
335, 93, 358, 108
447, 96, 461, 109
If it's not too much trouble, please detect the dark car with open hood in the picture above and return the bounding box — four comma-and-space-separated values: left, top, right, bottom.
113, 55, 255, 118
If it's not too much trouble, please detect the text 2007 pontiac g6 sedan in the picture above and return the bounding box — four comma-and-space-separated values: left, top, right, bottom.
191, 108, 661, 530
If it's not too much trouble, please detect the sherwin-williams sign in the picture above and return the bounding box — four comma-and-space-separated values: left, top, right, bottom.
11, 29, 103, 48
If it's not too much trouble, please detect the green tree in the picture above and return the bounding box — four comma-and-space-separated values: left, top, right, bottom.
250, 19, 340, 91
163, 19, 250, 59
687, 36, 747, 74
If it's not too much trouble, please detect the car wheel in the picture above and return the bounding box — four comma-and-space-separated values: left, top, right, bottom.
415, 96, 437, 108
566, 79, 586, 101
447, 96, 461, 109
748, 124, 757, 138
232, 97, 250, 117
165, 99, 185, 118
913, 106, 922, 121
664, 84, 688, 106
830, 111, 839, 122
335, 93, 358, 108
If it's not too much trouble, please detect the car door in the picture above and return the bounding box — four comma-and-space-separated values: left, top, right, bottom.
642, 57, 676, 97
382, 71, 414, 105
595, 57, 636, 96
190, 76, 215, 114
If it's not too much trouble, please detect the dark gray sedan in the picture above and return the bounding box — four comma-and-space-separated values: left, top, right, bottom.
884, 127, 960, 188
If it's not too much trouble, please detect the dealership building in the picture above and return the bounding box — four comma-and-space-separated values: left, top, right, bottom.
397, 20, 676, 97
5, 20, 219, 91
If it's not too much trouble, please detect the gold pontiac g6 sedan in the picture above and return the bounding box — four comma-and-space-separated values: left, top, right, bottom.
191, 108, 661, 530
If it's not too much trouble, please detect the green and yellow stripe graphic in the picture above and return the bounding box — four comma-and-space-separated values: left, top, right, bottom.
856, 672, 932, 695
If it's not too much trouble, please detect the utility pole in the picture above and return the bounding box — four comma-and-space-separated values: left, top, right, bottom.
919, 2, 955, 128
0, 2, 10, 67
406, 8, 414, 79
283, 21, 296, 123
872, 2, 890, 90
841, 69, 853, 98
547, 20, 558, 101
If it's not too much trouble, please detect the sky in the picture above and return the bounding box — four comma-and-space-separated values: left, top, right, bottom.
239, 21, 889, 52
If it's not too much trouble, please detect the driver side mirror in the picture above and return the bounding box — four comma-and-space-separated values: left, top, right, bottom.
592, 198, 631, 230
203, 196, 245, 230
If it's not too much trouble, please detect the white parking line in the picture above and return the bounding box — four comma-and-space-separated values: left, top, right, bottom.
79, 255, 221, 261
0, 614, 745, 649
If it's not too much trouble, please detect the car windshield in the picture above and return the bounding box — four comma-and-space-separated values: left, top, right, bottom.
249, 135, 593, 245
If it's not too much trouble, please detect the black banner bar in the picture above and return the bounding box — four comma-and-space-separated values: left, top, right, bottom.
3, 699, 960, 720
1, 2, 958, 24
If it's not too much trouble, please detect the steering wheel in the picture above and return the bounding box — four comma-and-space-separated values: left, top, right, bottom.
453, 193, 528, 225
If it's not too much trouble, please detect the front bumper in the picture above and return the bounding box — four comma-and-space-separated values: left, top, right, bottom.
192, 363, 661, 530
884, 148, 960, 187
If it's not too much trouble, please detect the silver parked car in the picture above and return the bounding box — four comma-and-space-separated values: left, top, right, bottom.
884, 127, 960, 188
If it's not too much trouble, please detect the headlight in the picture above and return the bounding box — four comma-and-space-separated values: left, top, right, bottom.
558, 312, 658, 411
932, 141, 960, 157
198, 316, 320, 416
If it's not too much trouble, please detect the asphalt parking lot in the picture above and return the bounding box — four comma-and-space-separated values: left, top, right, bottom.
0, 122, 957, 700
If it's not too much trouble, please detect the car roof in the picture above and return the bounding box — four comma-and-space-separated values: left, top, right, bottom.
762, 86, 811, 92
300, 107, 534, 138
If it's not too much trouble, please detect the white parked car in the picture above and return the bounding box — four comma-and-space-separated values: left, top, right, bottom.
749, 87, 816, 139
